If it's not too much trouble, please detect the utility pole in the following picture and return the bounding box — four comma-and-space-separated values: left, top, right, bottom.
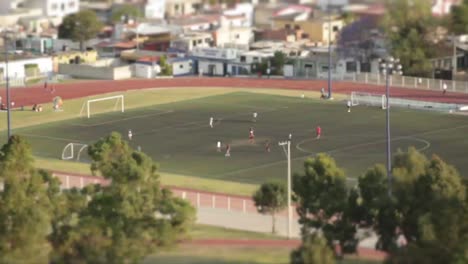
279, 133, 293, 239
327, 0, 333, 99
452, 33, 457, 81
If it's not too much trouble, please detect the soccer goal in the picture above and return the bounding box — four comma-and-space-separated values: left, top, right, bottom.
79, 95, 125, 118
350, 92, 387, 109
62, 143, 89, 161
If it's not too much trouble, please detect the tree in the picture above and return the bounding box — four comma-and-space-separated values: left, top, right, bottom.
293, 154, 357, 254
54, 132, 195, 263
111, 4, 142, 23
271, 51, 286, 75
59, 10, 103, 51
0, 136, 53, 263
356, 147, 467, 263
159, 55, 173, 76
253, 182, 287, 234
382, 0, 436, 76
450, 0, 468, 34
291, 233, 335, 264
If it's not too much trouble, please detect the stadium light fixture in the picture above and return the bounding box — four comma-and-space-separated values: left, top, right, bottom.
279, 135, 293, 239
380, 56, 403, 198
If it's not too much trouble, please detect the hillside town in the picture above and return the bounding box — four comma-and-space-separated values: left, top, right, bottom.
0, 0, 467, 85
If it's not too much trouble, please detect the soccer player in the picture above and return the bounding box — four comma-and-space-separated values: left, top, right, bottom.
249, 127, 255, 143
443, 82, 447, 95
128, 129, 133, 140
347, 100, 351, 113
225, 144, 231, 157
316, 126, 321, 139
209, 117, 214, 128
217, 141, 221, 152
265, 140, 271, 153
253, 112, 258, 122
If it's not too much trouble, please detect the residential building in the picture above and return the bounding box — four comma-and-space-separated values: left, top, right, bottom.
170, 32, 214, 52
169, 14, 219, 32
52, 49, 98, 72
213, 23, 253, 50
432, 0, 460, 17
273, 15, 344, 45
165, 0, 203, 17
26, 0, 79, 18
145, 0, 166, 19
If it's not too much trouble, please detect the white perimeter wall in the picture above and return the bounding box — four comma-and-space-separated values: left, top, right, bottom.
198, 60, 224, 76
172, 60, 192, 76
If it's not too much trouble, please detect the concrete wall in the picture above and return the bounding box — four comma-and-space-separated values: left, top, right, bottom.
172, 60, 192, 76
198, 60, 224, 76
58, 63, 132, 80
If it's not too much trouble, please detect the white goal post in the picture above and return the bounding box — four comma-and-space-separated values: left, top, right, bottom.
350, 92, 386, 109
62, 143, 89, 161
80, 95, 125, 118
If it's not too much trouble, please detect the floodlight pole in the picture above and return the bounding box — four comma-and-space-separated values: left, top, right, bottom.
279, 134, 292, 239
327, 0, 333, 99
380, 57, 402, 198
4, 37, 11, 139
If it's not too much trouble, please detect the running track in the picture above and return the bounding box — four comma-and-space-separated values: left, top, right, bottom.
1, 77, 468, 107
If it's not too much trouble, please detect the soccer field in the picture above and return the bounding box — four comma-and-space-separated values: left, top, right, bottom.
8, 91, 468, 185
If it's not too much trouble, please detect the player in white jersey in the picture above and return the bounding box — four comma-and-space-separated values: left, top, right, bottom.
128, 129, 133, 140
209, 117, 214, 128
253, 112, 258, 122
347, 100, 351, 113
217, 141, 221, 152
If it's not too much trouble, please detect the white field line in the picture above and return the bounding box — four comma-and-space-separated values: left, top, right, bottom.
217, 124, 468, 179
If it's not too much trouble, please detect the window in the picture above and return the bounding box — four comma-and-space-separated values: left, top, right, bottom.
304, 64, 314, 69
240, 56, 246, 62
294, 25, 300, 30
301, 33, 309, 39
175, 4, 179, 10
61, 3, 65, 10
205, 38, 211, 43
346, 61, 357, 72
235, 34, 240, 39
333, 26, 339, 32
253, 57, 258, 62
192, 40, 196, 46
69, 1, 75, 8
198, 39, 202, 44
285, 24, 291, 30
179, 64, 184, 69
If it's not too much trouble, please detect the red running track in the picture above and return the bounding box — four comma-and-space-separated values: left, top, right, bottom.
1, 77, 468, 107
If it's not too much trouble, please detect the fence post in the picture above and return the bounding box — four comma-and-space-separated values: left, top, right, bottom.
227, 197, 231, 211
365, 72, 368, 84
242, 200, 246, 213
453, 81, 456, 91
353, 72, 356, 82
80, 177, 84, 188
440, 79, 443, 90
427, 79, 430, 89
390, 75, 393, 86
414, 78, 417, 88
212, 195, 216, 209
402, 76, 405, 87
182, 191, 186, 200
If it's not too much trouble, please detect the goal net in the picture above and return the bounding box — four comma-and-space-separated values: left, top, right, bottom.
79, 95, 125, 118
62, 143, 89, 162
350, 92, 386, 109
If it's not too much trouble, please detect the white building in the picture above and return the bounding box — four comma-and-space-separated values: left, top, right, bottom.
25, 0, 79, 18
432, 0, 460, 16
170, 32, 213, 52
214, 25, 253, 50
190, 47, 238, 76
145, 0, 166, 19
0, 56, 53, 80
165, 0, 203, 17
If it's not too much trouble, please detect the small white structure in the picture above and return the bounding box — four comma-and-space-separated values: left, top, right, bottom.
169, 57, 193, 76
134, 61, 161, 79
0, 56, 53, 80
191, 47, 238, 76
145, 0, 166, 19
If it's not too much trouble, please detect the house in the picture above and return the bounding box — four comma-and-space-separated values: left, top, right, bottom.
213, 18, 253, 50
52, 49, 98, 72
26, 0, 79, 18
169, 57, 193, 76
169, 14, 220, 32
131, 23, 175, 51
170, 32, 214, 52
272, 14, 344, 45
430, 42, 468, 80
95, 41, 137, 57
190, 47, 239, 76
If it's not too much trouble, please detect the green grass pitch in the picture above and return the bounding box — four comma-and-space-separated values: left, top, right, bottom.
7, 91, 468, 185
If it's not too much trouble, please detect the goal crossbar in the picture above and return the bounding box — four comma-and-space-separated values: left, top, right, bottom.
62, 143, 89, 161
81, 95, 125, 118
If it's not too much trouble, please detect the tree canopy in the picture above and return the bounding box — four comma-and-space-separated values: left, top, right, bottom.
291, 234, 336, 264
450, 0, 468, 34
111, 4, 142, 23
0, 136, 54, 263
58, 10, 103, 51
381, 0, 436, 76
293, 154, 357, 254
355, 147, 467, 263
253, 181, 287, 234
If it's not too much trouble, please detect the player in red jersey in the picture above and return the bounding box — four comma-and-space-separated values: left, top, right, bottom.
249, 127, 255, 143
316, 126, 321, 139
